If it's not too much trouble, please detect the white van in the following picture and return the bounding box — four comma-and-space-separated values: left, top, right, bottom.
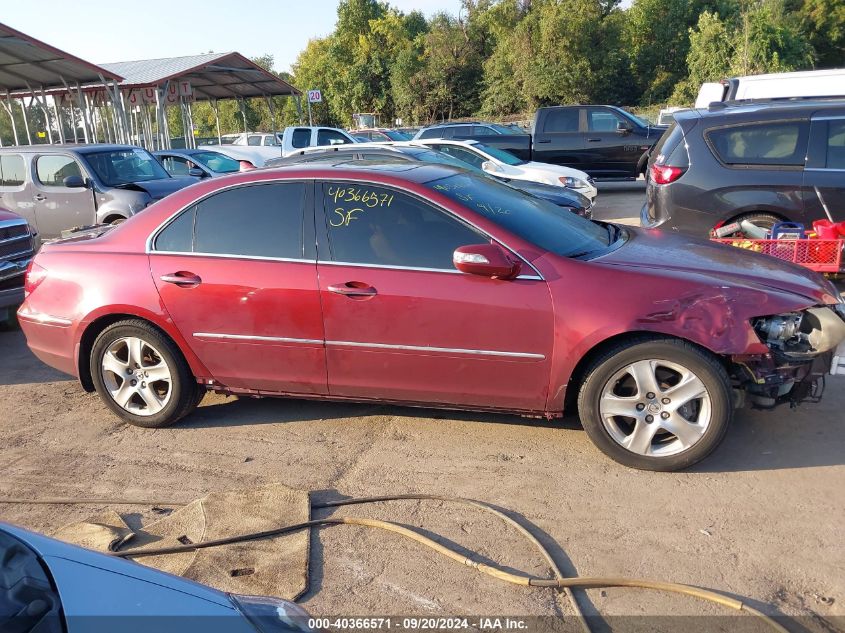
694, 68, 845, 108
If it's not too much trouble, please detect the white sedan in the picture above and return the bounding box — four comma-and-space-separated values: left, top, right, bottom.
412, 139, 597, 202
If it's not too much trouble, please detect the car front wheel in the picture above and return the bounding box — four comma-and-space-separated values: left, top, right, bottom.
90, 319, 200, 428
577, 337, 732, 471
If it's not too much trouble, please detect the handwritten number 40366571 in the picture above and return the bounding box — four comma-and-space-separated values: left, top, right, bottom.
327, 185, 393, 208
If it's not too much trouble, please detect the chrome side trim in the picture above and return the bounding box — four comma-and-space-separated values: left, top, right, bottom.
805, 167, 845, 173
16, 309, 72, 326
193, 332, 323, 345
153, 250, 314, 264
325, 340, 545, 359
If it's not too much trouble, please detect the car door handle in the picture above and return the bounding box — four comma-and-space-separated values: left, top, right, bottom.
33, 194, 46, 201
327, 281, 377, 298
160, 272, 202, 287
586, 138, 601, 142
536, 139, 551, 144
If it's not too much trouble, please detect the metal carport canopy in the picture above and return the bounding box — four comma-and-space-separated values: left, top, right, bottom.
0, 22, 123, 90
97, 52, 300, 99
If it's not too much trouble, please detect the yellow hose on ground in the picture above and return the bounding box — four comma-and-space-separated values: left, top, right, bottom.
0, 494, 790, 633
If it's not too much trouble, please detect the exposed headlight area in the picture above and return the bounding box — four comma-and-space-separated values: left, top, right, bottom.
230, 593, 312, 632
754, 307, 845, 360
559, 176, 586, 188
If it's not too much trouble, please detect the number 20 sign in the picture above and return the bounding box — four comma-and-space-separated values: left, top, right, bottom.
307, 90, 322, 103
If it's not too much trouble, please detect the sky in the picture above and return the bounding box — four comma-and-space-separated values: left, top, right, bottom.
4, 0, 464, 73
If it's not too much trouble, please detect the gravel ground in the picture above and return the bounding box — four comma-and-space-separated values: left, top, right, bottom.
1, 186, 842, 632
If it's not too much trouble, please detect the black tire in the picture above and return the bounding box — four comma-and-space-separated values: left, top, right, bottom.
106, 216, 127, 226
90, 319, 200, 428
577, 337, 732, 471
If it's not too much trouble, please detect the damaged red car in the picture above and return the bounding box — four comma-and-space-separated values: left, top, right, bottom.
18, 163, 845, 471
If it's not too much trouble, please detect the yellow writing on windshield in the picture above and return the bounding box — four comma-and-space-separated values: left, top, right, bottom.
327, 185, 393, 208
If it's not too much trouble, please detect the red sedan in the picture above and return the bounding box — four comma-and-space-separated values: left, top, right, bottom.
18, 163, 845, 470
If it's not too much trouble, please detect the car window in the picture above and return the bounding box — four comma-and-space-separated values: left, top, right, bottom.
320, 182, 484, 269
36, 155, 82, 186
161, 156, 191, 176
706, 120, 809, 166
825, 120, 845, 169
291, 128, 311, 149
431, 145, 486, 169
588, 109, 622, 132
472, 143, 526, 166
448, 126, 472, 137
418, 128, 444, 140
472, 125, 493, 135
542, 109, 579, 133
0, 154, 26, 187
317, 129, 353, 146
263, 136, 279, 146
154, 182, 305, 258
247, 135, 262, 146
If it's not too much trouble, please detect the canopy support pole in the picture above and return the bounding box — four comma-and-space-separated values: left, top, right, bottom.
1, 91, 19, 146
211, 98, 221, 145
264, 93, 279, 154
19, 98, 32, 145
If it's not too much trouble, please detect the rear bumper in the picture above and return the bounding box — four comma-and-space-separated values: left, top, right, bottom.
16, 307, 78, 377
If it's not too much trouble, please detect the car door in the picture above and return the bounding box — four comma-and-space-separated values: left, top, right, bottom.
159, 155, 194, 177
315, 179, 554, 412
531, 108, 587, 169
583, 107, 641, 177
805, 115, 845, 222
31, 153, 97, 239
147, 180, 328, 395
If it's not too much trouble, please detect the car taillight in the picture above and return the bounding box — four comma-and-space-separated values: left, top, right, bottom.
239, 160, 256, 171
650, 164, 686, 185
24, 261, 47, 297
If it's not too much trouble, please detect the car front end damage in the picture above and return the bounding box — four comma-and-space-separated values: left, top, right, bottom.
732, 302, 845, 408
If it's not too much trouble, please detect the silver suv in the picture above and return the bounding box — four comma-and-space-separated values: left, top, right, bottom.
0, 144, 197, 241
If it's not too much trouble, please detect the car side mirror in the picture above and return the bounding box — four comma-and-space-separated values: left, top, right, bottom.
616, 121, 633, 134
62, 175, 87, 188
481, 160, 500, 173
453, 243, 521, 280
188, 168, 205, 178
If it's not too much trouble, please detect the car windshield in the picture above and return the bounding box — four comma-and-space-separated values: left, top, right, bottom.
428, 172, 612, 258
190, 151, 241, 173
489, 123, 523, 135
472, 143, 526, 166
385, 130, 411, 141
619, 109, 650, 127
410, 149, 483, 172
83, 149, 170, 186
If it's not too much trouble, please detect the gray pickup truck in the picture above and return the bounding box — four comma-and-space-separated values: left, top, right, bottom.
0, 145, 197, 241
0, 208, 35, 327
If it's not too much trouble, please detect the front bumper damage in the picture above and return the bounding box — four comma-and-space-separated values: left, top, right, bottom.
732, 304, 845, 408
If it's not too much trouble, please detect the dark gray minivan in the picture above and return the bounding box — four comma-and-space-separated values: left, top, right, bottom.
0, 144, 197, 240
642, 99, 845, 236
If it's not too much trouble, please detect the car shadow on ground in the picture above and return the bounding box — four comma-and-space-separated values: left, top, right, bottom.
0, 329, 73, 386
188, 395, 845, 473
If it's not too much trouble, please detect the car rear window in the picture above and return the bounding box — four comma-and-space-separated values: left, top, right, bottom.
652, 122, 689, 167
706, 120, 809, 166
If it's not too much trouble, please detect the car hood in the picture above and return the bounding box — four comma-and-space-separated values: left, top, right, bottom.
116, 177, 196, 200
596, 227, 840, 306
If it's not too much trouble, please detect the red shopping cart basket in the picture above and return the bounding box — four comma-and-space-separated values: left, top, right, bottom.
711, 238, 844, 273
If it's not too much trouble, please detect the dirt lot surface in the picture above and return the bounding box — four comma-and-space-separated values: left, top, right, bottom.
1, 186, 843, 632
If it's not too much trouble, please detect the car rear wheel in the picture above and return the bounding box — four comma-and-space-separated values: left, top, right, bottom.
90, 319, 201, 428
731, 212, 782, 236
577, 337, 732, 471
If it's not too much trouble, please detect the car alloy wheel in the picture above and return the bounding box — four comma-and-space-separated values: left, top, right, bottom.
100, 336, 173, 416
599, 359, 711, 457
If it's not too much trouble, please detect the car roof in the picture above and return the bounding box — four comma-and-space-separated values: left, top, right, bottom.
264, 161, 464, 182
0, 143, 140, 154
682, 98, 845, 121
